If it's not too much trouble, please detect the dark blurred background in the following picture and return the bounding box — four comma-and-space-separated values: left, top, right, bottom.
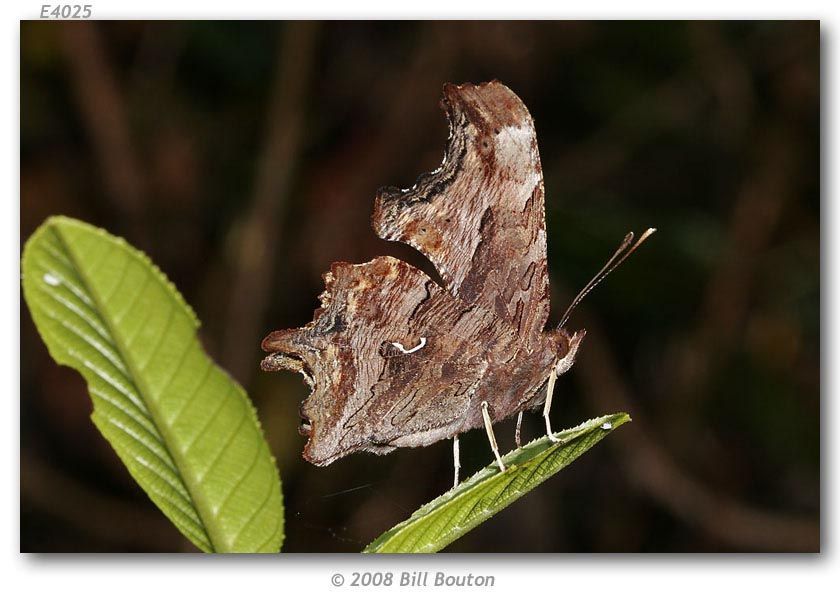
20, 20, 819, 552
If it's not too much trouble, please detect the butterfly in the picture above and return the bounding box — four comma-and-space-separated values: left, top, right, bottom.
261, 81, 653, 485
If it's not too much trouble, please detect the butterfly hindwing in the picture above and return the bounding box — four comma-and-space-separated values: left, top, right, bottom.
261, 256, 518, 465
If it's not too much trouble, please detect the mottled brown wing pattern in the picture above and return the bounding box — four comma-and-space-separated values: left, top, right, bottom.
261, 81, 585, 469
261, 256, 519, 465
372, 81, 550, 349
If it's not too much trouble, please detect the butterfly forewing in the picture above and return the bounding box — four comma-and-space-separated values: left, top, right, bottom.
372, 82, 551, 348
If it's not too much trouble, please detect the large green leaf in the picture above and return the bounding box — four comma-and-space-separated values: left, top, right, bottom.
364, 413, 630, 553
22, 216, 283, 553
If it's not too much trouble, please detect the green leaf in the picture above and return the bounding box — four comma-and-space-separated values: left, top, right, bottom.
22, 216, 283, 553
364, 413, 630, 553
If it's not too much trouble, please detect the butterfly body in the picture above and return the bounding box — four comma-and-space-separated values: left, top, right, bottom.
262, 81, 585, 466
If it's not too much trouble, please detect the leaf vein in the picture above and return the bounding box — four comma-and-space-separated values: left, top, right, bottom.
216, 440, 263, 515
182, 381, 232, 454
168, 358, 213, 426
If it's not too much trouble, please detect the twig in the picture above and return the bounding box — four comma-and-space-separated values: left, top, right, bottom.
21, 453, 187, 551
223, 22, 320, 382
59, 22, 147, 241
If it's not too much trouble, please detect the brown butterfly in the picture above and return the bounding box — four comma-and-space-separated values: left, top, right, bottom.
261, 81, 653, 485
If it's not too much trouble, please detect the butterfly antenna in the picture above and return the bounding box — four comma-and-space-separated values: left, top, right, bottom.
558, 228, 656, 329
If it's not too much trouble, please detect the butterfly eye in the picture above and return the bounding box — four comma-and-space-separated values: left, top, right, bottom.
554, 332, 570, 357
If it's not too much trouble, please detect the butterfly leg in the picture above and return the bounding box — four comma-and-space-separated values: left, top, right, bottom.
452, 435, 461, 488
481, 401, 506, 472
515, 411, 523, 448
543, 367, 560, 442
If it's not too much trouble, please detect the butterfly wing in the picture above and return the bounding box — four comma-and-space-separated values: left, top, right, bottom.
261, 256, 518, 465
372, 81, 550, 349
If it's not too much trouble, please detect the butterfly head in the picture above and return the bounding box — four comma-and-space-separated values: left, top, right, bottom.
550, 328, 587, 376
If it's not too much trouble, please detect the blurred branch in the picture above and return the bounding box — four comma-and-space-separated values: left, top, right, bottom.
550, 24, 761, 191
223, 22, 320, 382
664, 20, 812, 413
687, 22, 755, 145
129, 22, 184, 98
557, 30, 813, 548
21, 453, 187, 551
667, 126, 796, 400
59, 23, 148, 242
300, 21, 459, 273
549, 74, 707, 192
576, 319, 818, 552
